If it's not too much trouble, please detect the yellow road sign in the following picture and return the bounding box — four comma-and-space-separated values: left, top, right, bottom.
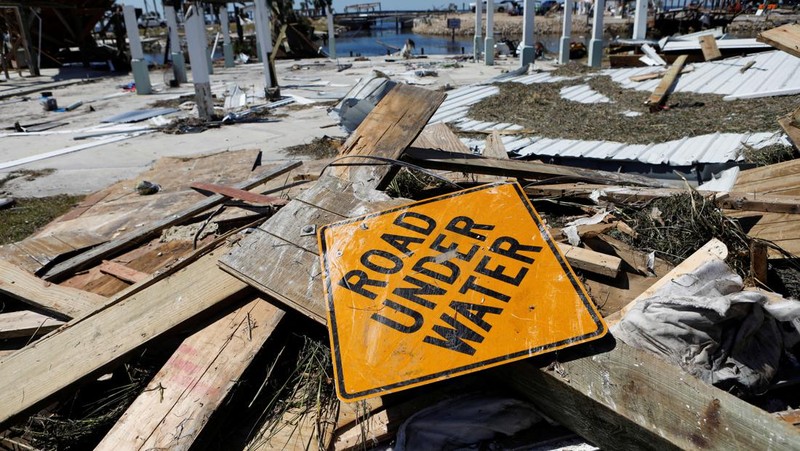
318, 182, 607, 401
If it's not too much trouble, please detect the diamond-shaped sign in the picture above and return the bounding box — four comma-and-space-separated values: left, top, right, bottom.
318, 182, 607, 401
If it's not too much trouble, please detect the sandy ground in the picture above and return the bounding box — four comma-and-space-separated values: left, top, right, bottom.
0, 55, 520, 198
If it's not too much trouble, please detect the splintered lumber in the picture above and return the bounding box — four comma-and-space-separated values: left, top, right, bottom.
757, 23, 800, 58
647, 55, 688, 108
404, 148, 666, 188
0, 311, 64, 340
219, 175, 408, 324
41, 161, 301, 282
98, 260, 148, 284
495, 339, 800, 450
482, 130, 509, 160
0, 260, 106, 319
411, 122, 472, 154
698, 35, 722, 61
190, 182, 289, 206
556, 243, 622, 278
330, 84, 446, 189
0, 243, 248, 429
778, 106, 800, 149
96, 297, 283, 451
604, 238, 727, 327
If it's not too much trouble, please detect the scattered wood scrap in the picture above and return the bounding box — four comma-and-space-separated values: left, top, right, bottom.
698, 35, 722, 61
757, 23, 800, 58
647, 54, 689, 110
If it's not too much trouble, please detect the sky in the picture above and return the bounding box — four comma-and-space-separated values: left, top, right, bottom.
123, 0, 461, 15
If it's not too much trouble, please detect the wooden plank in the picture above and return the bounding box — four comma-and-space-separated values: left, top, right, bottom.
331, 84, 446, 190
411, 122, 472, 154
757, 23, 800, 58
734, 158, 800, 194
647, 55, 688, 108
219, 175, 408, 325
41, 161, 301, 282
482, 130, 509, 160
557, 243, 622, 278
404, 148, 666, 187
0, 260, 107, 320
698, 35, 722, 61
495, 340, 800, 450
778, 112, 800, 150
96, 297, 283, 451
98, 260, 149, 284
604, 238, 727, 327
0, 242, 248, 428
190, 182, 289, 206
0, 310, 64, 339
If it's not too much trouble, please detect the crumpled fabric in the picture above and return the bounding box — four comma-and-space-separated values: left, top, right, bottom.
393, 394, 542, 451
612, 259, 800, 395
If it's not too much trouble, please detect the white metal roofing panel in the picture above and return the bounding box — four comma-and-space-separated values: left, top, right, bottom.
661, 38, 771, 52
604, 51, 800, 100
559, 84, 611, 103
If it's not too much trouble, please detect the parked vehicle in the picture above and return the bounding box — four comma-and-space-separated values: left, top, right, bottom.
137, 13, 165, 28
469, 0, 519, 13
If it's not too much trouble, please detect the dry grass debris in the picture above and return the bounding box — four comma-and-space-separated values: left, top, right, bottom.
468, 77, 800, 145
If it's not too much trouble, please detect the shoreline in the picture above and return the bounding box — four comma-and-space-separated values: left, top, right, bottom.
410, 11, 800, 38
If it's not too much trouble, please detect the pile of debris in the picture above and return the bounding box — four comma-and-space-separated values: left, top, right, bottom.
2, 25, 800, 450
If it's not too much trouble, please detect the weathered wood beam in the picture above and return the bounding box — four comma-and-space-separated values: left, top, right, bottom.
404, 148, 666, 187
190, 182, 288, 206
757, 23, 800, 58
496, 338, 800, 450
0, 310, 63, 340
0, 260, 106, 320
647, 54, 688, 109
41, 161, 301, 282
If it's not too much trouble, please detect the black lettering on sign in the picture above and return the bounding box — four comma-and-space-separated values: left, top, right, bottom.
490, 236, 542, 264
445, 216, 495, 241
423, 313, 485, 356
430, 233, 479, 262
394, 212, 436, 236
371, 300, 424, 333
381, 233, 424, 255
392, 275, 444, 310
475, 255, 527, 286
413, 256, 460, 285
339, 270, 387, 300
361, 249, 403, 274
459, 275, 511, 302
449, 300, 503, 332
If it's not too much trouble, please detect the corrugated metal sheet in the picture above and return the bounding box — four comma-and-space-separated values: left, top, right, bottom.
462, 132, 782, 165
661, 38, 772, 52
603, 50, 800, 100
559, 84, 611, 103
429, 85, 500, 124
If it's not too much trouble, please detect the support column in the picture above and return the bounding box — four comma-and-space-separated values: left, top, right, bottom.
559, 0, 574, 64
632, 0, 648, 40
185, 3, 214, 120
253, 0, 274, 91
473, 1, 483, 61
15, 7, 39, 76
484, 0, 494, 65
588, 0, 606, 68
519, 0, 536, 66
165, 5, 187, 83
326, 5, 336, 59
219, 5, 234, 67
122, 5, 151, 94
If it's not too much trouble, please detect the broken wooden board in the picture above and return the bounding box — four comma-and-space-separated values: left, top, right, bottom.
778, 109, 800, 149
404, 148, 666, 187
98, 260, 148, 284
0, 231, 105, 274
0, 260, 106, 320
411, 122, 472, 154
726, 210, 800, 256
0, 310, 64, 340
733, 158, 800, 197
219, 175, 408, 325
0, 242, 249, 428
190, 182, 288, 206
331, 84, 446, 189
41, 161, 301, 281
96, 296, 283, 451
757, 23, 800, 58
495, 339, 800, 450
698, 35, 722, 61
647, 54, 689, 108
557, 243, 622, 278
628, 65, 694, 82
